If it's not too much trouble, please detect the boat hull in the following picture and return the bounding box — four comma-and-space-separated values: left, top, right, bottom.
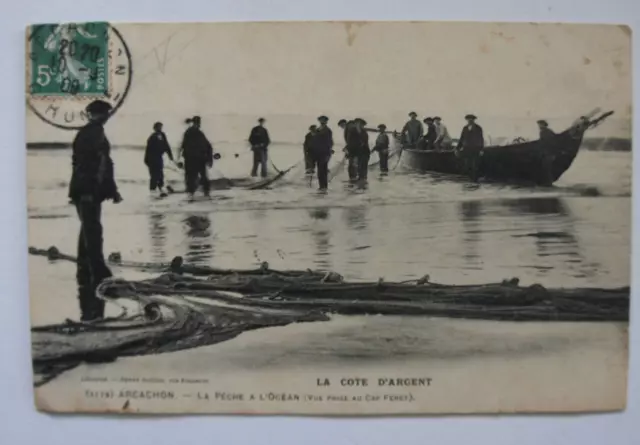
400, 129, 584, 186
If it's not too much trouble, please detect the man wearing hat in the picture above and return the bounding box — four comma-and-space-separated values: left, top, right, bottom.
339, 118, 360, 181
433, 116, 452, 149
304, 125, 317, 174
310, 115, 333, 190
68, 99, 122, 321
422, 117, 437, 150
179, 115, 215, 199
249, 117, 271, 178
457, 114, 485, 181
537, 119, 556, 141
354, 118, 371, 181
401, 111, 424, 148
371, 124, 390, 174
144, 121, 175, 197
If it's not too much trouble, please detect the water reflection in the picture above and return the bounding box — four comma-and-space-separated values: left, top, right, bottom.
308, 207, 332, 270
148, 212, 167, 262
342, 206, 372, 268
499, 197, 596, 278
183, 213, 213, 265
459, 200, 481, 267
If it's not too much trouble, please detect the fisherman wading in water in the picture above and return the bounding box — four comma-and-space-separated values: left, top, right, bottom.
354, 118, 370, 183
342, 118, 362, 182
68, 99, 122, 321
311, 115, 334, 191
144, 122, 174, 198
249, 117, 271, 178
371, 124, 390, 175
304, 125, 317, 174
179, 116, 215, 201
457, 114, 485, 182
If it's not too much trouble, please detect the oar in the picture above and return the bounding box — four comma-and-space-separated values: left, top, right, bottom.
364, 127, 396, 134
570, 107, 602, 128
588, 110, 615, 129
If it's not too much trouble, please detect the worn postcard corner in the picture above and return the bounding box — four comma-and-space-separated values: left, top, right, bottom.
26, 20, 631, 416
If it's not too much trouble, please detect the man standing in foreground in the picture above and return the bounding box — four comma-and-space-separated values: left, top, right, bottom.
144, 121, 174, 197
457, 114, 485, 181
249, 117, 271, 178
68, 99, 122, 321
311, 115, 334, 191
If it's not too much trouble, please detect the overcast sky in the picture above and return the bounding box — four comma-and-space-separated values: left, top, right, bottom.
26, 21, 631, 144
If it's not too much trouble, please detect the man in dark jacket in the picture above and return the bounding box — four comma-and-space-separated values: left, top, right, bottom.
179, 115, 214, 199
249, 117, 271, 178
402, 111, 424, 147
354, 118, 370, 181
68, 99, 122, 321
537, 119, 559, 186
537, 119, 556, 140
311, 115, 333, 190
371, 124, 390, 174
457, 114, 485, 181
422, 117, 437, 150
304, 125, 317, 174
344, 119, 362, 181
144, 122, 174, 197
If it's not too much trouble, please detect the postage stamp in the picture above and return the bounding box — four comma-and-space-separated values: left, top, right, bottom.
26, 22, 132, 130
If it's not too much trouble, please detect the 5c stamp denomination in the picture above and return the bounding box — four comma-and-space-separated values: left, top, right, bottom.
26, 22, 132, 130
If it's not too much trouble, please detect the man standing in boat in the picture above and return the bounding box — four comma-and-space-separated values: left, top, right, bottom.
249, 117, 271, 178
537, 119, 559, 186
434, 116, 452, 149
144, 121, 175, 198
422, 117, 437, 150
311, 115, 334, 191
68, 99, 123, 321
304, 124, 317, 174
179, 115, 215, 200
457, 114, 485, 182
537, 120, 557, 141
401, 111, 424, 147
371, 124, 390, 174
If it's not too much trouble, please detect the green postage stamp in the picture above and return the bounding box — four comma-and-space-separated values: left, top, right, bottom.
29, 22, 110, 97
26, 22, 132, 129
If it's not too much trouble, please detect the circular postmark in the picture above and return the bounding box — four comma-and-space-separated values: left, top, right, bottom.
26, 22, 132, 130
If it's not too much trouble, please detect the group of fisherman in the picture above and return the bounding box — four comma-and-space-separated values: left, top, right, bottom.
68, 98, 565, 321
302, 116, 391, 190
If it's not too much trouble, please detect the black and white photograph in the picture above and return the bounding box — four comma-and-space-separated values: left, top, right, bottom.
26, 20, 631, 415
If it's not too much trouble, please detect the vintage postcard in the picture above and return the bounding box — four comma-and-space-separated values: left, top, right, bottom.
26, 21, 631, 415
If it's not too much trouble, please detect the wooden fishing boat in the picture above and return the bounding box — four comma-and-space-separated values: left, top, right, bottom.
397, 111, 614, 186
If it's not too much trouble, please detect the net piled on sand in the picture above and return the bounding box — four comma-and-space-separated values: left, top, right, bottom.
29, 246, 629, 386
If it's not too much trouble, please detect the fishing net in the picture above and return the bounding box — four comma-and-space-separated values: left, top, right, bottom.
29, 246, 629, 387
